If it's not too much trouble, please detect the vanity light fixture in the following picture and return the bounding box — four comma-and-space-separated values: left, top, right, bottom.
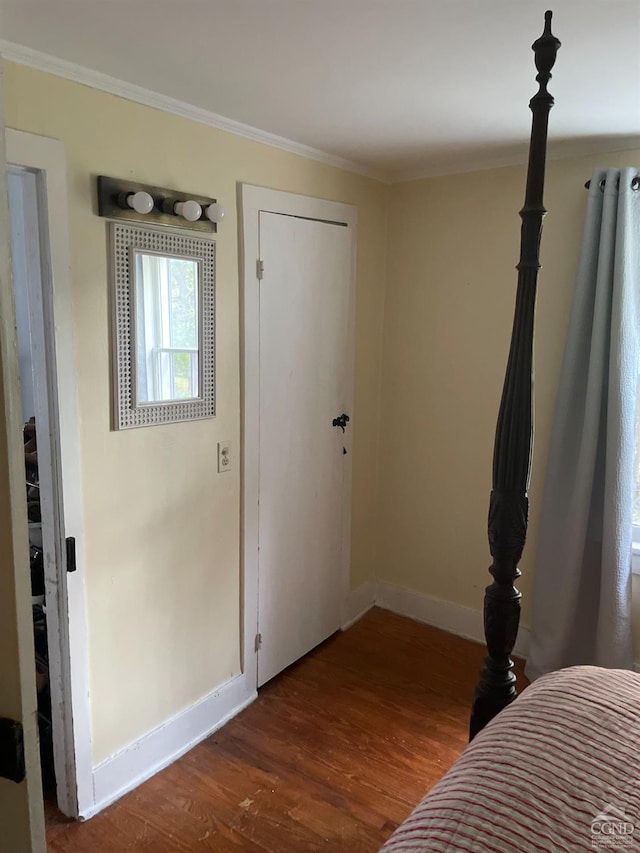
121, 190, 154, 215
166, 198, 203, 222
204, 203, 225, 224
97, 176, 222, 233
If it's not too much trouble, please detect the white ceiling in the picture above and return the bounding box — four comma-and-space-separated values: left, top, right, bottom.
0, 0, 639, 182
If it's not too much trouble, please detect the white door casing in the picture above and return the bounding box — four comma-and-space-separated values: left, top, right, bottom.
241, 185, 357, 690
257, 211, 352, 685
6, 129, 92, 818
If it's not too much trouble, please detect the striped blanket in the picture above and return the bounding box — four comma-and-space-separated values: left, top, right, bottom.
380, 666, 640, 852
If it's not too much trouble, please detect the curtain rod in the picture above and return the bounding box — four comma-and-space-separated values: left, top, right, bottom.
584, 175, 640, 190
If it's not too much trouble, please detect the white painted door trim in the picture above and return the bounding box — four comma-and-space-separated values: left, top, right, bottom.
6, 129, 92, 818
0, 62, 46, 853
240, 184, 357, 690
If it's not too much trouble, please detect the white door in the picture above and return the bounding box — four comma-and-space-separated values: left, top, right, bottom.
0, 81, 47, 849
257, 211, 352, 686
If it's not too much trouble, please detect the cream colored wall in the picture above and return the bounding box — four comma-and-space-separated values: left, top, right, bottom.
2, 62, 387, 764
381, 148, 640, 658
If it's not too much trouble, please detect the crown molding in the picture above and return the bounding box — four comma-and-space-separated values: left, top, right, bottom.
0, 40, 392, 185
394, 136, 640, 184
395, 152, 527, 184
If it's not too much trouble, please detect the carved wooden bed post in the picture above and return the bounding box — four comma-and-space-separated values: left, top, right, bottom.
470, 11, 560, 740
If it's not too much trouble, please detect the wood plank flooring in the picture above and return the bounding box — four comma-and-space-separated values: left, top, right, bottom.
46, 608, 527, 852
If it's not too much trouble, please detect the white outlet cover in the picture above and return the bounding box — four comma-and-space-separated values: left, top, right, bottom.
217, 441, 231, 473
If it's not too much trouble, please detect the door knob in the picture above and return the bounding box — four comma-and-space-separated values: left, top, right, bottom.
332, 413, 350, 432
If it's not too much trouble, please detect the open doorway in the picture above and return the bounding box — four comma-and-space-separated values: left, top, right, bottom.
4, 130, 93, 821
8, 164, 67, 818
8, 165, 54, 800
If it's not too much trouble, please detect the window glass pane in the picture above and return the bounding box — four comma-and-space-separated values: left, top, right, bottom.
134, 252, 200, 404
169, 257, 198, 350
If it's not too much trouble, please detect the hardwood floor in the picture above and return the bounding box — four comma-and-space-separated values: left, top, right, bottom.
46, 608, 527, 852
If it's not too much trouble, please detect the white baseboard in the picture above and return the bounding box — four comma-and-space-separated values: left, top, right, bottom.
377, 580, 530, 659
342, 580, 376, 630
86, 674, 256, 820
343, 579, 530, 659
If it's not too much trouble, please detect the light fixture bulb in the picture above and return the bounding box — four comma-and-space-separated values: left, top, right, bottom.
127, 191, 154, 215
204, 203, 225, 224
175, 200, 202, 222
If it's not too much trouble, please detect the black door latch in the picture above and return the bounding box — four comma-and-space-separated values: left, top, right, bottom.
332, 413, 350, 432
66, 537, 77, 572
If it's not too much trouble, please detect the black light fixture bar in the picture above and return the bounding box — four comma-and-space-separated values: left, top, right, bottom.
97, 176, 222, 232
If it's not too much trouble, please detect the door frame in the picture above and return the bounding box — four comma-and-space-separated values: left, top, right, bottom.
0, 67, 46, 853
239, 184, 357, 689
6, 129, 93, 818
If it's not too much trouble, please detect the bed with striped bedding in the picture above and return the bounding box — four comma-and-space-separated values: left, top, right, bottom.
380, 666, 640, 852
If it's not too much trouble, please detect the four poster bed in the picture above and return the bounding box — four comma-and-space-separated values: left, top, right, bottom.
380, 11, 640, 852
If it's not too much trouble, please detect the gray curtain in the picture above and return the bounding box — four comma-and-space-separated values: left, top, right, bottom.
526, 167, 640, 680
